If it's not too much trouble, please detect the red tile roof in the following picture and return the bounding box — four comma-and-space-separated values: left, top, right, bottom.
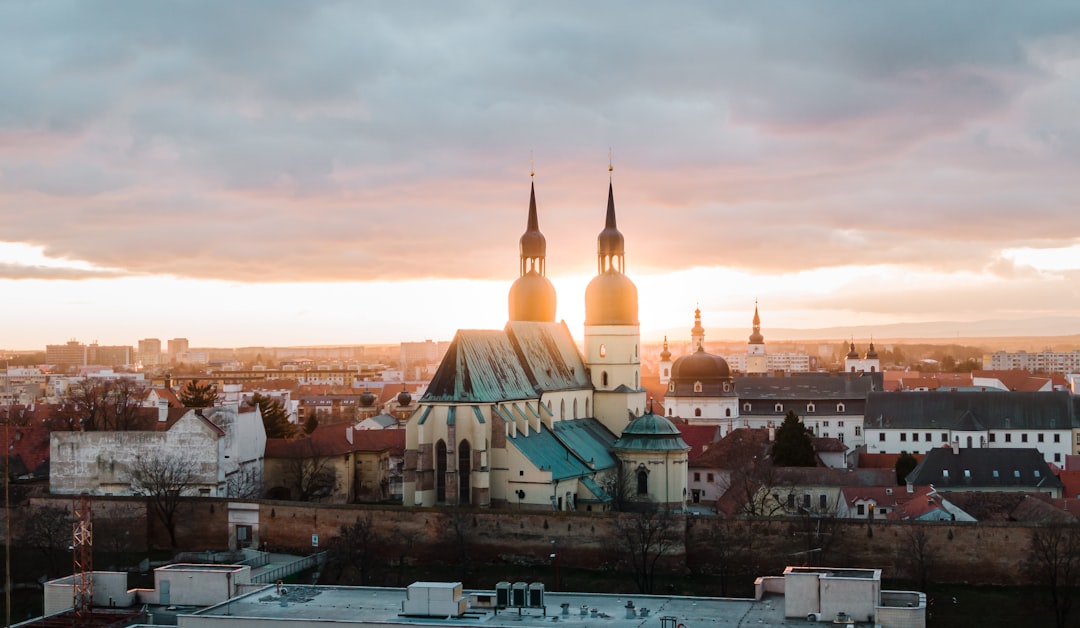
677, 424, 721, 460
265, 423, 405, 459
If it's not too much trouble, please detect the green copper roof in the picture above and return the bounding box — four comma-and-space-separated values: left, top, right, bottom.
614, 412, 691, 452
509, 423, 593, 481
552, 418, 617, 471
423, 330, 538, 403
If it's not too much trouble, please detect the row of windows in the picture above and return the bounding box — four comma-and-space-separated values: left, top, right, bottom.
882, 431, 1063, 444
743, 402, 846, 413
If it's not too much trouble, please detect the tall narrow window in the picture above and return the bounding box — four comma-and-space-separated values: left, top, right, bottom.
637, 469, 649, 495
599, 344, 607, 358
601, 371, 609, 387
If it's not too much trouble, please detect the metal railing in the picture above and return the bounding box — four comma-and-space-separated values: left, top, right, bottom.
252, 552, 327, 584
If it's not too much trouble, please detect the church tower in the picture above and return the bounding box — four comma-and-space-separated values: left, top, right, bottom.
658, 336, 673, 386
507, 175, 557, 322
584, 175, 646, 435
746, 301, 767, 374
691, 307, 705, 351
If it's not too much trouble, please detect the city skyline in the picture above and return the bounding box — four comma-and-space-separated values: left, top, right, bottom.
3, 3, 1080, 349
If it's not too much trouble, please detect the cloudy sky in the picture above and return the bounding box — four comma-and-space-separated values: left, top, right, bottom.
3, 1, 1080, 350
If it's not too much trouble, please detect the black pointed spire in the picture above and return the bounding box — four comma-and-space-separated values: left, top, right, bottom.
519, 179, 546, 276
597, 179, 625, 271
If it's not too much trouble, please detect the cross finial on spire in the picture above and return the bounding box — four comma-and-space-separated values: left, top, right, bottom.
608, 148, 614, 176
530, 150, 534, 179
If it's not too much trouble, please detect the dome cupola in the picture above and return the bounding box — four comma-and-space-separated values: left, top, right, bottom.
508, 179, 557, 322
585, 181, 638, 325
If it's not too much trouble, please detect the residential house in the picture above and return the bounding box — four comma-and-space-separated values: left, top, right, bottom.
903, 447, 1064, 498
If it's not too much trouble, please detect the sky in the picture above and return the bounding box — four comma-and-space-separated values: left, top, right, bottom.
2, 1, 1080, 350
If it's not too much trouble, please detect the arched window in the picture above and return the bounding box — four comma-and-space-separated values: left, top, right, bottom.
807, 403, 816, 413
723, 382, 730, 392
560, 399, 565, 420
837, 403, 846, 413
966, 435, 973, 448
694, 408, 702, 417
693, 381, 702, 393
743, 402, 751, 412
775, 403, 783, 413
870, 366, 876, 372
663, 368, 669, 377
601, 371, 609, 387
585, 398, 590, 417
667, 408, 673, 417
637, 468, 649, 495
851, 366, 857, 373
635, 344, 639, 358
635, 371, 639, 389
669, 382, 675, 392
573, 398, 579, 419
725, 408, 731, 417
599, 344, 607, 358
458, 440, 471, 505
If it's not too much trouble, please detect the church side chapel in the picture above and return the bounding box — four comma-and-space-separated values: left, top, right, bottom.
402, 170, 689, 511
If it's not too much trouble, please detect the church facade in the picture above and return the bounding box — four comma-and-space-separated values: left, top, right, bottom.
402, 177, 687, 511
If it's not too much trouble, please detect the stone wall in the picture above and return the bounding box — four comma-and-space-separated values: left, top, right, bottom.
15, 496, 1046, 586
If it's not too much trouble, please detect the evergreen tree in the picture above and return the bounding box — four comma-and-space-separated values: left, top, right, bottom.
771, 410, 816, 467
303, 413, 320, 435
894, 451, 918, 485
251, 392, 296, 439
178, 380, 219, 408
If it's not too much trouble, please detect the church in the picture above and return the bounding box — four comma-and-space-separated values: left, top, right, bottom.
402, 175, 689, 511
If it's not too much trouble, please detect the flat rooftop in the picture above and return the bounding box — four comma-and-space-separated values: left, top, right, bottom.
181, 585, 791, 627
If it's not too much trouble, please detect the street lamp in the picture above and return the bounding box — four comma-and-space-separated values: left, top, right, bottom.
549, 539, 560, 591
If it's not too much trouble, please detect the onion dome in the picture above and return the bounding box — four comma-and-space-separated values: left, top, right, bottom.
585, 182, 638, 325
691, 307, 706, 346
660, 336, 672, 361
508, 180, 557, 322
846, 341, 859, 359
865, 339, 879, 359
613, 411, 691, 452
671, 345, 732, 382
749, 302, 764, 344
396, 390, 412, 407
359, 390, 377, 407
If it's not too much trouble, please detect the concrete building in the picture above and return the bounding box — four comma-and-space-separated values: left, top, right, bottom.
169, 337, 191, 361
984, 349, 1080, 375
45, 339, 87, 368
138, 338, 163, 367
49, 403, 265, 498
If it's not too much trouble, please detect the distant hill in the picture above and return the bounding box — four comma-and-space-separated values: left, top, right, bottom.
659, 316, 1080, 346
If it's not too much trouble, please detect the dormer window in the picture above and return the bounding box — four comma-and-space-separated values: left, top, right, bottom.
837, 403, 846, 413
775, 403, 783, 413
743, 402, 751, 412
807, 403, 816, 413
668, 382, 675, 393
693, 381, 703, 393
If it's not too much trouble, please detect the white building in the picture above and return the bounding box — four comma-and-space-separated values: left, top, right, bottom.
984, 349, 1080, 375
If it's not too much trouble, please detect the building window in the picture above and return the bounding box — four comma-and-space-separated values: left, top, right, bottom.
573, 398, 578, 419
823, 420, 830, 427
744, 402, 751, 412
913, 432, 919, 442
1005, 434, 1012, 443
941, 433, 948, 442
707, 473, 714, 482
807, 403, 816, 413
837, 403, 845, 413
693, 381, 703, 393
787, 494, 795, 509
663, 368, 669, 377
1055, 453, 1062, 463
667, 408, 673, 417
1022, 433, 1028, 443
725, 408, 732, 417
694, 472, 701, 482
775, 403, 783, 412
857, 504, 865, 516
838, 433, 844, 443
989, 433, 996, 442
694, 408, 702, 417
803, 494, 811, 509
1054, 434, 1061, 443
669, 383, 675, 393
599, 344, 606, 358
819, 494, 827, 510
839, 421, 844, 427
637, 469, 649, 495
1038, 433, 1044, 443
878, 433, 886, 442
855, 426, 861, 436
560, 399, 565, 419
900, 433, 907, 442
601, 371, 609, 387
925, 433, 931, 442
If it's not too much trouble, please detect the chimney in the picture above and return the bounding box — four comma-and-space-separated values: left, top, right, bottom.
158, 397, 169, 422
345, 426, 353, 445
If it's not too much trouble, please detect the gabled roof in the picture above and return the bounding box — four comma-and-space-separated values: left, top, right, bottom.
940, 490, 1075, 523
773, 467, 895, 488
735, 372, 882, 400
690, 428, 771, 469
505, 321, 591, 392
423, 330, 538, 403
508, 423, 594, 481
551, 418, 617, 471
840, 485, 912, 509
677, 424, 721, 461
905, 447, 1063, 490
812, 437, 847, 453
972, 370, 1051, 392
889, 486, 953, 520
864, 391, 1078, 431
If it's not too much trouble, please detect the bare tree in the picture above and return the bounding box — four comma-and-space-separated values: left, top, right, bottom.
899, 525, 933, 591
608, 507, 682, 594
19, 504, 72, 577
282, 440, 339, 502
442, 508, 472, 581
130, 453, 201, 547
327, 514, 382, 585
51, 378, 147, 431
226, 466, 263, 499
1025, 523, 1080, 628
390, 527, 422, 586
93, 503, 143, 560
